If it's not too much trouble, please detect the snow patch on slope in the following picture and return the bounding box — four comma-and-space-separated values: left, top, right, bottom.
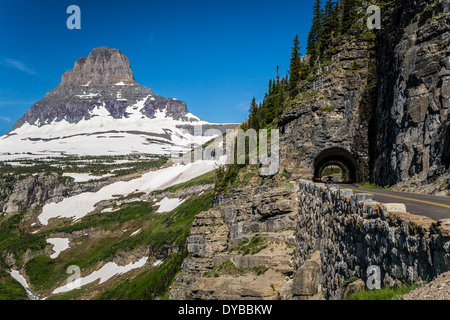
8, 270, 40, 300
77, 93, 100, 99
52, 257, 148, 294
47, 238, 70, 259
38, 160, 219, 225
155, 197, 185, 213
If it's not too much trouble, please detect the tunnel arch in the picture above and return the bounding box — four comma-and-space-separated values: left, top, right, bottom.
313, 147, 358, 183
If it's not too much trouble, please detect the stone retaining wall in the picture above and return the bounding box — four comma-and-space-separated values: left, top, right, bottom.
293, 180, 450, 299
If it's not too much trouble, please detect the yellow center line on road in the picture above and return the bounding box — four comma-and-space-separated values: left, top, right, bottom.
345, 187, 450, 209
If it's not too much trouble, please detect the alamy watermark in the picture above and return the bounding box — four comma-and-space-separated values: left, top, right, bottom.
367, 5, 381, 30
366, 265, 381, 290
171, 127, 280, 176
66, 265, 81, 290
366, 1, 450, 30
67, 5, 81, 30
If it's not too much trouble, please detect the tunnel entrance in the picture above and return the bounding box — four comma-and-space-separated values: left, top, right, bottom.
313, 147, 358, 183
320, 165, 344, 183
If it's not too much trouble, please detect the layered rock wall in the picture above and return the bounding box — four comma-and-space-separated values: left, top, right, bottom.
279, 25, 376, 183
170, 186, 299, 300
293, 180, 450, 299
373, 0, 450, 188
60, 47, 136, 86
0, 173, 119, 214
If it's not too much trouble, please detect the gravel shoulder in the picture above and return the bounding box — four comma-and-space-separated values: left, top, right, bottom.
403, 272, 450, 300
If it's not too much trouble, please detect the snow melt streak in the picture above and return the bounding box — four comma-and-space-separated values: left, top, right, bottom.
155, 197, 185, 213
52, 257, 148, 294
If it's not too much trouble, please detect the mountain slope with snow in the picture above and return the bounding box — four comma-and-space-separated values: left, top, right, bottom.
0, 47, 237, 160
0, 97, 220, 159
0, 47, 237, 301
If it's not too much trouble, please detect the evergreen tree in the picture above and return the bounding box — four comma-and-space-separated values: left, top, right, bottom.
281, 77, 288, 92
319, 0, 336, 55
300, 58, 310, 80
249, 97, 259, 130
257, 102, 263, 128
276, 65, 280, 86
289, 34, 301, 96
260, 93, 268, 126
306, 0, 323, 67
264, 79, 276, 124
341, 0, 357, 34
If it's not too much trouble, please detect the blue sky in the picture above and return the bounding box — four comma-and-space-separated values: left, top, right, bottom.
0, 0, 315, 135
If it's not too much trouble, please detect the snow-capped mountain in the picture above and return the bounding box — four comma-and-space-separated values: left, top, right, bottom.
0, 47, 237, 160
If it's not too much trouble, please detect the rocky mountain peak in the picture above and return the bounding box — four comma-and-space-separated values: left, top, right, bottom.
60, 47, 136, 86
2, 46, 240, 158
11, 47, 191, 129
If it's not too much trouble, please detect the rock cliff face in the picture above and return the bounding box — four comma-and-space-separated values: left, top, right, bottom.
278, 28, 377, 183
169, 186, 298, 300
60, 47, 136, 86
294, 180, 450, 300
169, 0, 450, 301
373, 0, 450, 190
278, 0, 450, 192
0, 173, 114, 214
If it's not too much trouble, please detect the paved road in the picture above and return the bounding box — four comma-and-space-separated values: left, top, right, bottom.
339, 184, 450, 221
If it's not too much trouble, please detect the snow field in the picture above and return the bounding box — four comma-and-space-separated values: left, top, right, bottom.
46, 238, 71, 259
155, 197, 185, 213
52, 257, 148, 294
38, 160, 220, 225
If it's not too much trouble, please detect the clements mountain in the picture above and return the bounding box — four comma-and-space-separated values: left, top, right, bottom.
0, 47, 237, 158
